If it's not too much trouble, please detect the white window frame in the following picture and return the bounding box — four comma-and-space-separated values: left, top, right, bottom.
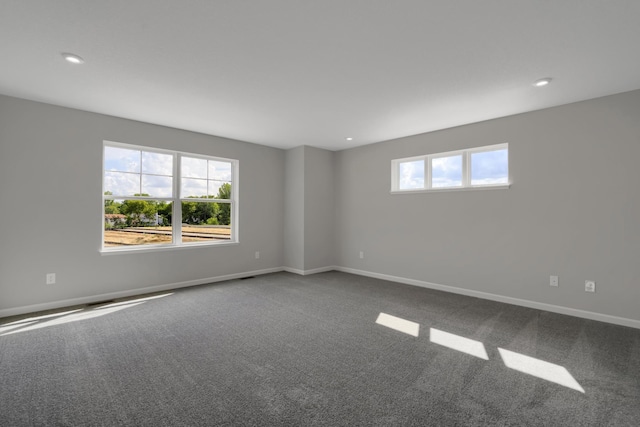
391, 143, 509, 193
101, 141, 239, 254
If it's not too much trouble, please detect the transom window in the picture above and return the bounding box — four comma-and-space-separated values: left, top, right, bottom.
391, 143, 509, 192
102, 141, 238, 252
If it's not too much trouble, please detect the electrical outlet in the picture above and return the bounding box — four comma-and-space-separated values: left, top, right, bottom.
255, 251, 260, 259
550, 275, 559, 287
585, 280, 596, 293
46, 273, 56, 285
359, 251, 364, 259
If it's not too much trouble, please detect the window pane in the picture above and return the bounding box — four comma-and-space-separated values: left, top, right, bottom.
399, 160, 424, 190
142, 151, 173, 176
104, 146, 140, 173
471, 149, 508, 185
104, 171, 140, 196
103, 200, 173, 247
181, 201, 232, 243
181, 156, 207, 178
208, 160, 232, 181
181, 178, 208, 198
432, 155, 462, 188
142, 175, 173, 197
208, 181, 231, 198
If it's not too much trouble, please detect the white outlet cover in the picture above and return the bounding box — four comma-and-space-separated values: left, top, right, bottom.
585, 280, 596, 293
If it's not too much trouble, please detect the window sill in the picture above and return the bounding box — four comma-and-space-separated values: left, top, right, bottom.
100, 240, 239, 256
391, 184, 510, 195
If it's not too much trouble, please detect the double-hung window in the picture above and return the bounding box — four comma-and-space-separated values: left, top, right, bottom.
391, 143, 509, 192
102, 141, 238, 252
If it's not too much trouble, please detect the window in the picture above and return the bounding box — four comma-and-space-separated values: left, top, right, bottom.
102, 141, 238, 252
398, 157, 425, 190
431, 153, 463, 189
391, 143, 508, 192
470, 146, 508, 186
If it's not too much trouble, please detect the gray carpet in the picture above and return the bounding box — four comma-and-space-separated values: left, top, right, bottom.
1, 271, 639, 426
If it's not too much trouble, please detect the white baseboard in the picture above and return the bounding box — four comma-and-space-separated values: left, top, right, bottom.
4, 264, 639, 330
334, 266, 640, 330
0, 267, 284, 319
283, 266, 336, 276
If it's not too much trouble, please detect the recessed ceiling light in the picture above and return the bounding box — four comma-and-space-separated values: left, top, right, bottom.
345, 137, 353, 141
62, 53, 85, 64
534, 77, 552, 87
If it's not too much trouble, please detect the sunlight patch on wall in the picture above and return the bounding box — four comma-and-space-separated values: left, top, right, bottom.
429, 328, 489, 360
375, 313, 420, 337
498, 348, 585, 393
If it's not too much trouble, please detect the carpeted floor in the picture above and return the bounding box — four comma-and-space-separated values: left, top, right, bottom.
1, 271, 639, 426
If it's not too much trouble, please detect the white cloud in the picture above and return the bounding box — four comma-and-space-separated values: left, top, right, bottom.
142, 151, 173, 176
104, 146, 140, 172
181, 156, 207, 179
182, 177, 208, 198
104, 171, 141, 196
470, 149, 508, 183
432, 155, 462, 187
399, 160, 424, 190
142, 175, 173, 197
208, 161, 232, 181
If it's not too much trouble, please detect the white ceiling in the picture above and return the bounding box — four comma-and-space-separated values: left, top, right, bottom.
1, 1, 640, 151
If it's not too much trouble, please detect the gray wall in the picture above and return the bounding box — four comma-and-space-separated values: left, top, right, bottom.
2, 89, 639, 325
0, 95, 285, 312
303, 146, 335, 271
283, 146, 305, 271
283, 146, 335, 272
335, 89, 640, 322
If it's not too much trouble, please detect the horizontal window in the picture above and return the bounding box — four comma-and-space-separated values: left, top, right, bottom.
470, 147, 509, 186
398, 159, 424, 190
391, 143, 509, 193
431, 154, 463, 189
103, 142, 238, 252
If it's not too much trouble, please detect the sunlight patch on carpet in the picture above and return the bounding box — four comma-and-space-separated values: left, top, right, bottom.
2, 303, 144, 336
430, 328, 489, 360
1, 309, 83, 327
498, 348, 585, 393
95, 293, 173, 309
375, 313, 420, 337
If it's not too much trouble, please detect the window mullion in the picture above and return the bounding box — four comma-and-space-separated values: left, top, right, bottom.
232, 161, 238, 241
174, 153, 181, 245
426, 156, 432, 189
462, 151, 470, 187
390, 160, 397, 191
138, 151, 143, 195
206, 159, 211, 198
